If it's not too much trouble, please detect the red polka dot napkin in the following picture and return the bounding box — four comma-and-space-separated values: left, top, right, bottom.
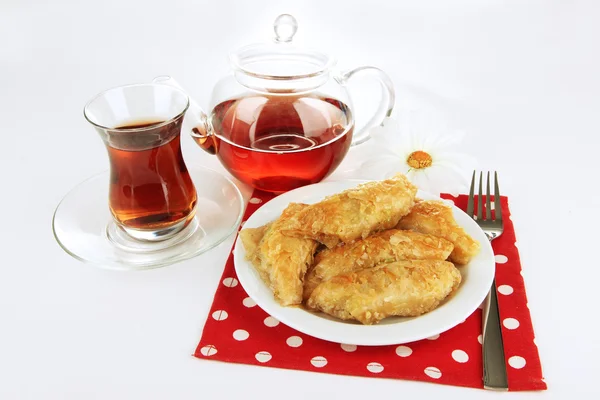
195, 191, 546, 391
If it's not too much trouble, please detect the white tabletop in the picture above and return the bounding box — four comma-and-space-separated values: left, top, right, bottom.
1, 0, 598, 398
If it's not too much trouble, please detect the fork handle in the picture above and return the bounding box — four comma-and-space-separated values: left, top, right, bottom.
482, 279, 509, 390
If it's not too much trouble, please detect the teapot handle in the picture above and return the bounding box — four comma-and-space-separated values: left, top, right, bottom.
338, 67, 395, 146
152, 76, 216, 154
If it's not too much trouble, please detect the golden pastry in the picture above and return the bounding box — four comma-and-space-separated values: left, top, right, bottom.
282, 174, 417, 248
303, 229, 454, 300
396, 200, 480, 264
307, 260, 461, 325
240, 203, 318, 306
239, 223, 271, 284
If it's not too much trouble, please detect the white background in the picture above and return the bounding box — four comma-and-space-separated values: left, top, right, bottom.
1, 0, 598, 398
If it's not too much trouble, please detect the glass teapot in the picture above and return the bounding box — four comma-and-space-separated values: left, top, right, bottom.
158, 14, 394, 194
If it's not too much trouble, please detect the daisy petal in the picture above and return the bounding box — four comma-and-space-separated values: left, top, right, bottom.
369, 117, 406, 149
426, 131, 466, 154
356, 155, 403, 180
436, 152, 477, 170
422, 165, 462, 196
407, 170, 430, 191
434, 153, 477, 189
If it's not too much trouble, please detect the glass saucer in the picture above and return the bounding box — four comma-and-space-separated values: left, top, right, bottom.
52, 166, 244, 270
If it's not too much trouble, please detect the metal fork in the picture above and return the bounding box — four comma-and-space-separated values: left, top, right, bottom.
467, 171, 508, 391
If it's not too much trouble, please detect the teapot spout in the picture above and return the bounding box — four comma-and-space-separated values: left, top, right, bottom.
152, 76, 217, 155
191, 124, 217, 155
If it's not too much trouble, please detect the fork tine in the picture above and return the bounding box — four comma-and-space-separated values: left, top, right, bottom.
467, 171, 475, 218
486, 172, 492, 220
494, 171, 502, 222
467, 170, 475, 216
477, 172, 483, 220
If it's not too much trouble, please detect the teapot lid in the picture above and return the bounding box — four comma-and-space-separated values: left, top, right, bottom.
229, 14, 335, 81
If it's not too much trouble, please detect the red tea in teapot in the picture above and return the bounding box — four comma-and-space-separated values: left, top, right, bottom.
208, 95, 354, 193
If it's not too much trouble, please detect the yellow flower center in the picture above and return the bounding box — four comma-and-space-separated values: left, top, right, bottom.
406, 150, 433, 169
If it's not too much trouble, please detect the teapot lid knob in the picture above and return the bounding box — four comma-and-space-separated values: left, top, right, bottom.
273, 14, 298, 43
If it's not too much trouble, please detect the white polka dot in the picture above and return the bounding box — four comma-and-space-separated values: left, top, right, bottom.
490, 202, 495, 210
508, 356, 526, 369
424, 366, 442, 379
286, 336, 303, 347
473, 215, 478, 220
340, 344, 357, 352
233, 329, 249, 341
212, 310, 228, 321
242, 297, 256, 307
222, 277, 238, 287
503, 318, 520, 330
264, 316, 279, 327
199, 345, 217, 356
395, 346, 413, 357
495, 254, 508, 264
452, 349, 469, 363
514, 241, 520, 249
367, 362, 384, 373
310, 356, 327, 368
498, 285, 514, 295
477, 334, 483, 344
427, 334, 440, 340
255, 351, 272, 363
249, 197, 262, 204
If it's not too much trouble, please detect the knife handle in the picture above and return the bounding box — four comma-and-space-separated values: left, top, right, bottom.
482, 279, 509, 390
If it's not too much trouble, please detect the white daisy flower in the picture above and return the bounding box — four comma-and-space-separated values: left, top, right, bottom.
355, 112, 476, 196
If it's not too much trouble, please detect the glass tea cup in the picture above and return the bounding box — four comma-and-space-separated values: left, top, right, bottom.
83, 83, 197, 241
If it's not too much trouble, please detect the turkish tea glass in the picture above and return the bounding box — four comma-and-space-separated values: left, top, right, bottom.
83, 83, 197, 241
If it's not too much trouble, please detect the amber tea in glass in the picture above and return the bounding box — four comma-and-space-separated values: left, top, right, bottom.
84, 84, 197, 241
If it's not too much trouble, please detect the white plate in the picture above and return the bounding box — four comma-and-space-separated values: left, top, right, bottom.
233, 180, 494, 346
